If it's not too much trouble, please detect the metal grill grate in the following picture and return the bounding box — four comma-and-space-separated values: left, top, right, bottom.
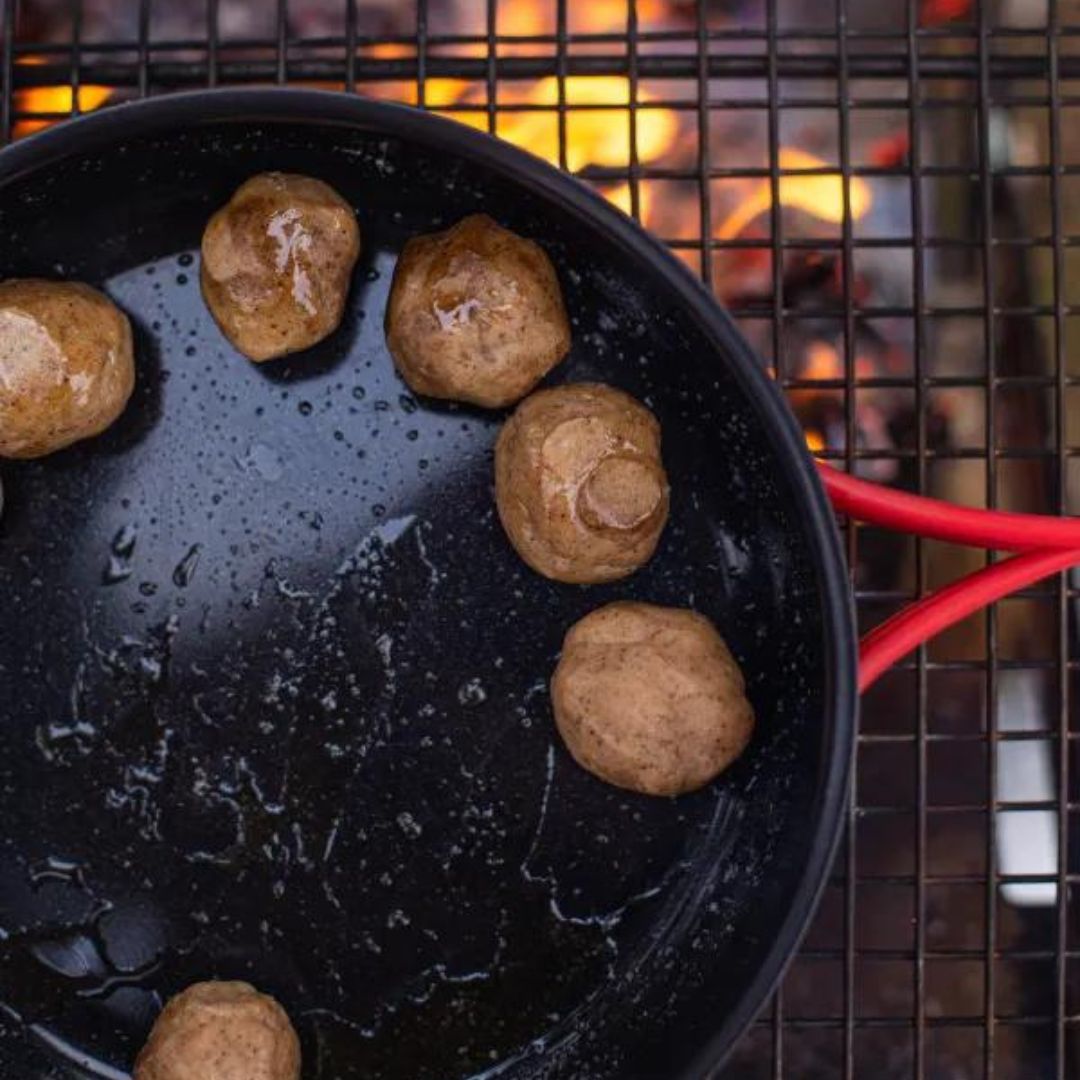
2, 1, 1079, 1076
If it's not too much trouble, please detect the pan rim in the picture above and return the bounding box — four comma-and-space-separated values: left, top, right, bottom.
0, 87, 857, 1079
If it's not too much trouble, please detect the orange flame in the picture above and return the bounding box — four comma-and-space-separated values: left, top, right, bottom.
431, 77, 678, 175
501, 0, 670, 37
600, 180, 655, 223
13, 59, 111, 138
805, 429, 826, 454
14, 86, 111, 137
359, 4, 681, 220
368, 42, 414, 60
716, 148, 872, 240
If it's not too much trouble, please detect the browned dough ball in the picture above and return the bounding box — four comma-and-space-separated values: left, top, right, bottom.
134, 981, 300, 1080
200, 172, 360, 362
0, 279, 134, 459
384, 213, 570, 408
494, 382, 669, 584
551, 602, 755, 797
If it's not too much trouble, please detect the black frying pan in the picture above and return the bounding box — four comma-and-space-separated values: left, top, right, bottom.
0, 90, 856, 1079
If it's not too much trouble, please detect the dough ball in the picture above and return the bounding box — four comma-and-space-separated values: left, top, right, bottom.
134, 980, 300, 1080
201, 172, 360, 362
551, 602, 755, 796
385, 213, 570, 408
0, 279, 135, 459
495, 382, 669, 583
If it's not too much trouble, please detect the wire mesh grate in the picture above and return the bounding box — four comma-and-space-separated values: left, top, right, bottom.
1, 0, 1078, 1076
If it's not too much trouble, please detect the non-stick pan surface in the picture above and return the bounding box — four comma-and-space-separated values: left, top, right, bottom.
0, 90, 855, 1079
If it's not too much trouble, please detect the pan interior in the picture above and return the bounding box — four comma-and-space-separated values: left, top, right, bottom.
0, 116, 832, 1079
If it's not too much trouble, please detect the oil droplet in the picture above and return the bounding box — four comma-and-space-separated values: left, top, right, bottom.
457, 678, 487, 706
395, 812, 422, 838
111, 524, 138, 557
172, 544, 202, 588
102, 556, 133, 586
239, 443, 285, 482
104, 525, 139, 585
28, 856, 85, 890
298, 401, 313, 416
399, 394, 418, 414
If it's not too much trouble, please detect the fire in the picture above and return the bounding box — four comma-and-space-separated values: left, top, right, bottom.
416, 74, 678, 218
14, 85, 111, 138
13, 59, 111, 138
569, 0, 668, 28
434, 77, 677, 174
716, 148, 872, 241
803, 341, 842, 381
805, 429, 826, 454
368, 43, 413, 60
374, 1, 679, 215
500, 0, 668, 36
600, 181, 654, 223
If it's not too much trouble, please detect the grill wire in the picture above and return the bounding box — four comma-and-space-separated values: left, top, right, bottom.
2, 1, 1079, 1077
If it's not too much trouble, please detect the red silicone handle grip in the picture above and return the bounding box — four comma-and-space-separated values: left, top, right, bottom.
856, 548, 1078, 692
818, 461, 1080, 551
815, 462, 1080, 691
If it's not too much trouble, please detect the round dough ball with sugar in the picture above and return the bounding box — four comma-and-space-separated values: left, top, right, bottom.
551, 602, 755, 797
495, 382, 669, 584
201, 172, 360, 362
0, 278, 134, 459
385, 213, 570, 408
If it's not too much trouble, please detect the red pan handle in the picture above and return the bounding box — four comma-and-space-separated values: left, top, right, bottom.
815, 462, 1080, 692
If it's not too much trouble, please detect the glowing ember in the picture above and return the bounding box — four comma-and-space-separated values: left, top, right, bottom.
802, 341, 842, 381
868, 130, 910, 169
919, 0, 973, 25
715, 148, 872, 241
